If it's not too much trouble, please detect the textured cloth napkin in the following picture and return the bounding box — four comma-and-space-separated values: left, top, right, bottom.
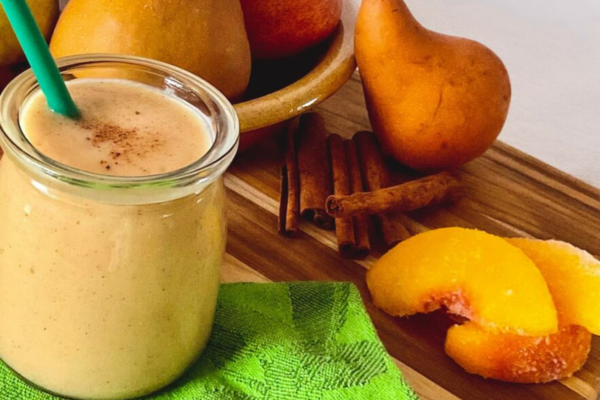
0, 282, 418, 400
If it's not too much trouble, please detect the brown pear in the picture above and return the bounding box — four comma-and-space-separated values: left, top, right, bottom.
355, 0, 511, 171
50, 0, 251, 101
1, 0, 59, 67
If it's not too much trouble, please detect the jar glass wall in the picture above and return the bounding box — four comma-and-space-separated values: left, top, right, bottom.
0, 54, 239, 400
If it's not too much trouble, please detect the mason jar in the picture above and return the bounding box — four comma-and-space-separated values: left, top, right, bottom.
0, 55, 238, 400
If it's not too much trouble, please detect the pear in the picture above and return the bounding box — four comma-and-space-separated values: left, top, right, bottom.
355, 0, 511, 171
50, 0, 251, 101
1, 0, 59, 67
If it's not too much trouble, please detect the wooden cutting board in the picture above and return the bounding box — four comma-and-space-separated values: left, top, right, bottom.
222, 72, 600, 400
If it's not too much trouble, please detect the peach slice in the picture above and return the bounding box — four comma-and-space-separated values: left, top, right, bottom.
506, 238, 600, 335
445, 238, 598, 383
445, 322, 591, 383
366, 227, 558, 335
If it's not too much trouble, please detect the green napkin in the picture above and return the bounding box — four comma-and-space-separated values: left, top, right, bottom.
0, 282, 418, 400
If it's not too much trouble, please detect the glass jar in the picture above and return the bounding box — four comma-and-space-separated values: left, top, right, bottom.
0, 55, 238, 400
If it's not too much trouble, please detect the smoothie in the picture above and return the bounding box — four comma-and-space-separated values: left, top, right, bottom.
0, 78, 226, 399
22, 79, 212, 176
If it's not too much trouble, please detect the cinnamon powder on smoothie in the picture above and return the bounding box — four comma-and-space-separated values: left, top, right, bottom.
22, 78, 211, 176
77, 120, 165, 171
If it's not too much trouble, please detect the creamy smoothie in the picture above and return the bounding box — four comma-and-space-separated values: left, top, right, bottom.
0, 79, 226, 399
22, 79, 211, 176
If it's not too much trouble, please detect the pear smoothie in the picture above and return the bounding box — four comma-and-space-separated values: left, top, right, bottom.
0, 57, 238, 400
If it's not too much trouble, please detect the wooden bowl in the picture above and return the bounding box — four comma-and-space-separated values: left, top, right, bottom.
234, 2, 357, 151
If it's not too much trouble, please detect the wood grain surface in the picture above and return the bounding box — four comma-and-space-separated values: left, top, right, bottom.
223, 72, 600, 400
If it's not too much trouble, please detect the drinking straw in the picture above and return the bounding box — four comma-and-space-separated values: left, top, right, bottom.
1, 0, 79, 118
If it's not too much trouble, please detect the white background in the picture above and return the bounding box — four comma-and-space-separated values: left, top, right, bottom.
352, 0, 600, 187
57, 0, 600, 187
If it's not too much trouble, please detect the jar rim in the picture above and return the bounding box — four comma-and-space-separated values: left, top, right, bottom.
0, 54, 239, 190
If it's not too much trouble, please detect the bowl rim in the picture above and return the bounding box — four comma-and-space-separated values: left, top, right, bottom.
233, 3, 357, 133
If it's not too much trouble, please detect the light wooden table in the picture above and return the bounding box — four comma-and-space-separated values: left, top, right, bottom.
222, 73, 600, 400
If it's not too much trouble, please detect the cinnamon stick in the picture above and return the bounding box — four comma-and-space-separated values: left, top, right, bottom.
353, 131, 411, 247
325, 172, 463, 218
297, 113, 333, 229
327, 134, 356, 258
279, 165, 291, 234
344, 139, 371, 258
278, 121, 300, 236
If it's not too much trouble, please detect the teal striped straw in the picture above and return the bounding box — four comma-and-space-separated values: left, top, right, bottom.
1, 0, 79, 118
